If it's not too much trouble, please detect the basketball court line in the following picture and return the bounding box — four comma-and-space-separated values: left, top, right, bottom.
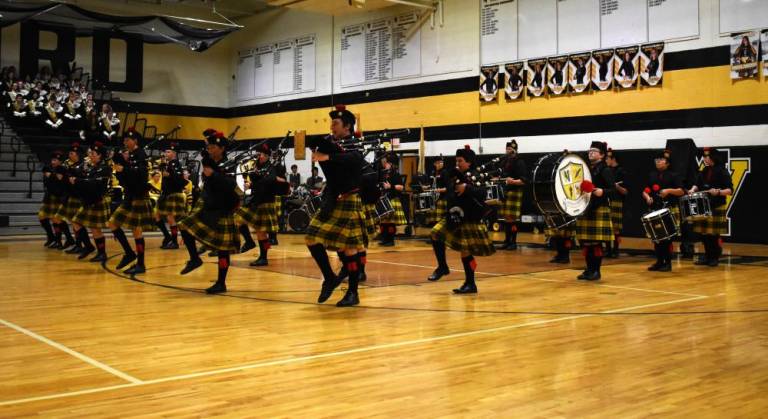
0, 294, 707, 407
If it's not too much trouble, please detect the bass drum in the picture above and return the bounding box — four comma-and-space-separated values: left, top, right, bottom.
288, 209, 311, 233
532, 152, 592, 221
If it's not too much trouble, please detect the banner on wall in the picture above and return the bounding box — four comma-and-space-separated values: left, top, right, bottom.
730, 32, 759, 80
479, 65, 500, 102
590, 49, 615, 91
568, 52, 591, 94
526, 58, 548, 98
639, 42, 664, 87
614, 46, 640, 89
762, 31, 768, 78
547, 55, 569, 96
504, 62, 525, 101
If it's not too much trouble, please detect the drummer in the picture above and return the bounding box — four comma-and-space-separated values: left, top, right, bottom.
688, 148, 732, 267
306, 166, 324, 195
497, 140, 527, 250
642, 149, 684, 272
426, 156, 449, 226
605, 148, 628, 258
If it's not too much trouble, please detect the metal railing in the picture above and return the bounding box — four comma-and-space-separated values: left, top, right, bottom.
9, 136, 20, 178
25, 155, 39, 199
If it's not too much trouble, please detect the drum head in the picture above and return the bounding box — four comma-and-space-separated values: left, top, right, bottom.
644, 208, 670, 219
553, 154, 592, 217
288, 209, 310, 232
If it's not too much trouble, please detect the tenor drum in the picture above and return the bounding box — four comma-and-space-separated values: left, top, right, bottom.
483, 184, 504, 206
679, 192, 712, 221
543, 212, 576, 230
374, 195, 394, 219
287, 209, 311, 232
414, 192, 437, 213
641, 208, 679, 243
532, 152, 592, 221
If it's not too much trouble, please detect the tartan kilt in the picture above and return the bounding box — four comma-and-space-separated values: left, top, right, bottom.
426, 198, 447, 224
109, 198, 156, 231
236, 202, 278, 233
156, 192, 187, 217
431, 218, 496, 256
179, 207, 240, 252
305, 193, 368, 251
576, 205, 614, 243
38, 194, 63, 219
609, 198, 624, 233
274, 196, 282, 215
56, 196, 82, 221
72, 199, 110, 228
692, 204, 727, 236
498, 189, 523, 220
364, 203, 379, 234
380, 196, 408, 225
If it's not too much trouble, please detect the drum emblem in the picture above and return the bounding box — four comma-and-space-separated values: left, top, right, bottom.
558, 162, 585, 201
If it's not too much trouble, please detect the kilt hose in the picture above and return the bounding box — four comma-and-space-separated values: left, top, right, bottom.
431, 218, 496, 257
235, 201, 278, 233
56, 196, 82, 221
609, 197, 624, 234
305, 193, 368, 251
38, 194, 64, 219
109, 198, 157, 231
692, 204, 727, 236
178, 207, 240, 252
576, 205, 614, 244
72, 199, 111, 228
155, 192, 187, 218
379, 196, 408, 225
498, 188, 523, 221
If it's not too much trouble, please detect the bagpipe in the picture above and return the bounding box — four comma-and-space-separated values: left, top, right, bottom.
442, 159, 506, 226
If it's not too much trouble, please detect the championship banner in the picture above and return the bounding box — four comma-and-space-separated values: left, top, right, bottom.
504, 62, 525, 101
640, 42, 664, 87
614, 45, 639, 89
730, 32, 759, 80
547, 55, 569, 96
526, 58, 548, 98
568, 52, 591, 94
762, 31, 768, 78
479, 65, 500, 102
590, 49, 614, 91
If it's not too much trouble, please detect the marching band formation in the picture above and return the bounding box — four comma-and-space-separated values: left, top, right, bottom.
34, 104, 734, 307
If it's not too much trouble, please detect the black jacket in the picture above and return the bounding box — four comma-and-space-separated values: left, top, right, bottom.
115, 148, 149, 201
202, 156, 240, 213
161, 159, 187, 194
646, 169, 683, 208
500, 156, 528, 193
446, 166, 488, 222
588, 160, 615, 209
694, 165, 732, 208
75, 161, 111, 205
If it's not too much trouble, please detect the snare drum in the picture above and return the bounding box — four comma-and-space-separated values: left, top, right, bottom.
414, 191, 437, 213
483, 184, 504, 206
374, 196, 394, 219
679, 192, 712, 221
532, 152, 592, 222
641, 208, 679, 243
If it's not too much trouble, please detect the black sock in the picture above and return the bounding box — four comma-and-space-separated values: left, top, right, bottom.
269, 232, 277, 241
556, 238, 566, 258
217, 251, 230, 285
504, 223, 512, 243
345, 253, 360, 293
170, 225, 178, 242
40, 219, 54, 240
95, 237, 106, 255
258, 239, 270, 260
594, 245, 603, 274
358, 250, 367, 275
432, 239, 448, 270
584, 246, 594, 272
180, 230, 200, 262
239, 225, 255, 246
61, 222, 73, 241
54, 223, 62, 242
461, 255, 476, 286
135, 238, 145, 266
510, 224, 518, 245
80, 228, 93, 249
308, 243, 335, 282
156, 220, 170, 240
111, 228, 133, 255
337, 250, 347, 272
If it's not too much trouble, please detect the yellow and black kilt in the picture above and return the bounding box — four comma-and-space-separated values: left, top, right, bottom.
431, 218, 496, 256
426, 198, 447, 224
235, 201, 278, 233
72, 199, 111, 228
56, 196, 82, 221
692, 204, 727, 236
178, 207, 240, 252
38, 194, 63, 219
109, 198, 156, 231
576, 205, 614, 243
155, 192, 187, 218
363, 202, 379, 234
498, 188, 523, 221
305, 193, 367, 251
274, 196, 282, 218
380, 196, 407, 225
609, 198, 624, 233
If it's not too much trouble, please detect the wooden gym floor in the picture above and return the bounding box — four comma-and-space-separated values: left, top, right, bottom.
1, 231, 768, 417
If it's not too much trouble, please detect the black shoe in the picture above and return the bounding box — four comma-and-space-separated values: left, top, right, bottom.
115, 253, 137, 270
60, 239, 76, 250
47, 240, 62, 249
161, 236, 172, 247
452, 282, 478, 294
240, 241, 256, 254
707, 258, 720, 267
694, 257, 709, 266
379, 240, 395, 247
358, 272, 367, 282
336, 290, 360, 307
657, 263, 672, 272
497, 242, 511, 250
249, 257, 268, 267
163, 241, 179, 250
318, 276, 342, 303
89, 253, 107, 263
65, 244, 83, 254
647, 262, 662, 271
606, 251, 618, 259
549, 255, 570, 264
206, 281, 227, 294
78, 246, 95, 260
428, 266, 450, 281
180, 259, 203, 275
196, 246, 207, 255
578, 271, 601, 281
208, 250, 219, 257
270, 238, 278, 246
505, 243, 518, 251
44, 238, 55, 247
577, 270, 591, 279
124, 264, 146, 275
